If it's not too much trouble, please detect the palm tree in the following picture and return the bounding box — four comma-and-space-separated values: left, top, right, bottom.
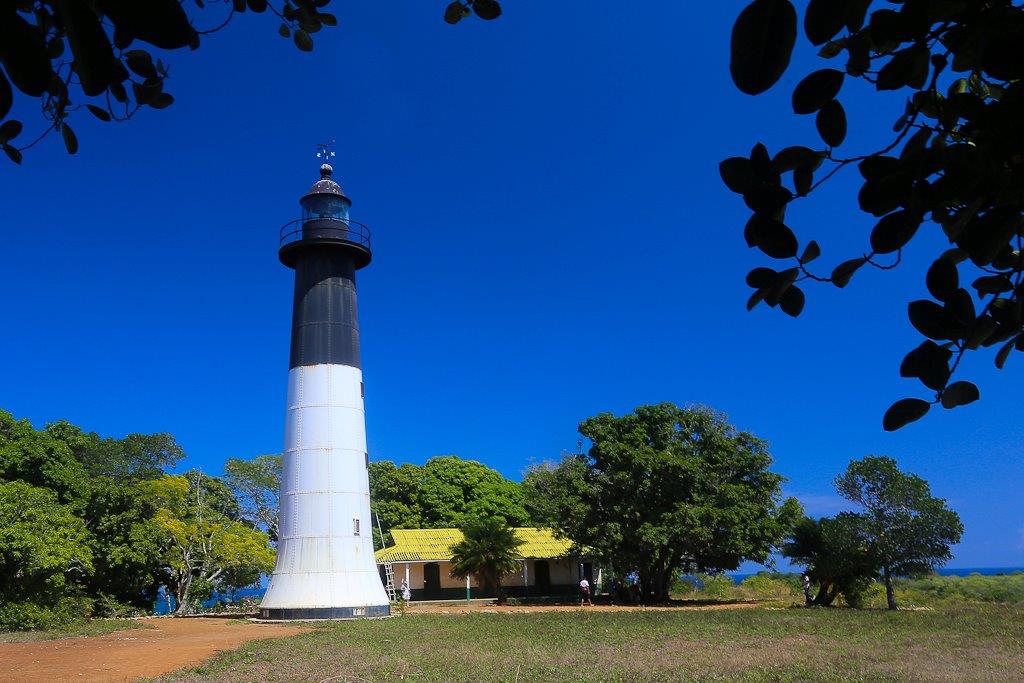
449, 517, 524, 605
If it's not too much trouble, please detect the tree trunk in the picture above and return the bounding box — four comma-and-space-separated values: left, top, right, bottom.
813, 581, 837, 607
883, 567, 898, 610
172, 571, 193, 615
495, 574, 506, 605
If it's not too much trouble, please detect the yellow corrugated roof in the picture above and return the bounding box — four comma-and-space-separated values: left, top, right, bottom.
375, 527, 575, 563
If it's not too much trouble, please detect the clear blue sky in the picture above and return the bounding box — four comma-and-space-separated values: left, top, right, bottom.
3, 1, 1021, 569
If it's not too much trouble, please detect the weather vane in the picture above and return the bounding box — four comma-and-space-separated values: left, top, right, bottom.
315, 140, 336, 164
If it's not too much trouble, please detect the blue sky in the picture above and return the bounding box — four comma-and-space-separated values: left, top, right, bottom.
3, 1, 1021, 568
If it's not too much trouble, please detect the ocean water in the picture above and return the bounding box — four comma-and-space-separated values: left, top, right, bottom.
727, 566, 1024, 584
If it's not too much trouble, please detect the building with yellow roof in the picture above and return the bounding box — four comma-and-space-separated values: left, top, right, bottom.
375, 528, 600, 601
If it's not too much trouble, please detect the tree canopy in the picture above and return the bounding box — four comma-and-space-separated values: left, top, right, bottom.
523, 403, 801, 602
0, 409, 275, 626
726, 0, 1024, 430
835, 455, 963, 609
0, 0, 340, 163
370, 456, 531, 549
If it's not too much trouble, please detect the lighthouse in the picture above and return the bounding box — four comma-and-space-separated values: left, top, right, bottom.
258, 158, 390, 619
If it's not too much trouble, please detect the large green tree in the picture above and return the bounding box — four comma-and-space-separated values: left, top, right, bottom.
725, 0, 1024, 430
523, 404, 802, 602
449, 516, 523, 605
835, 455, 963, 609
142, 473, 275, 615
0, 480, 93, 629
0, 0, 340, 163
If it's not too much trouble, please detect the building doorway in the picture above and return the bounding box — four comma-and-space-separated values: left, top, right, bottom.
423, 562, 441, 599
534, 560, 551, 594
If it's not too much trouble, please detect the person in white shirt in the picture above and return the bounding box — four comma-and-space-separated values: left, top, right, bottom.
579, 577, 591, 606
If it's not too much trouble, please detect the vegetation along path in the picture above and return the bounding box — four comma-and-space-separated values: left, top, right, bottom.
0, 617, 310, 683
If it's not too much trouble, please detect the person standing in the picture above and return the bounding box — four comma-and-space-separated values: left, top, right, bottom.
401, 578, 412, 602
802, 574, 814, 606
579, 577, 591, 606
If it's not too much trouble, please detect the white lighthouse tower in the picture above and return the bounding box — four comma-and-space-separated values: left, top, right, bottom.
259, 155, 390, 619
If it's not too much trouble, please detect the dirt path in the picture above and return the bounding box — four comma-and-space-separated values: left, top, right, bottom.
0, 617, 311, 683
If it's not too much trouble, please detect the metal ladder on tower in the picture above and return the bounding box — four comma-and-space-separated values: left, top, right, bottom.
384, 563, 397, 601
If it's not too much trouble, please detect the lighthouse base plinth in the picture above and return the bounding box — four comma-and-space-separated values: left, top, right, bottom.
257, 604, 391, 621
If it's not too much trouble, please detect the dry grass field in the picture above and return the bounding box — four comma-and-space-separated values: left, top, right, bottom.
154, 603, 1024, 682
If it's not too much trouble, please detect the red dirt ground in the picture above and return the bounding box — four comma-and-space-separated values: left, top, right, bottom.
0, 617, 311, 683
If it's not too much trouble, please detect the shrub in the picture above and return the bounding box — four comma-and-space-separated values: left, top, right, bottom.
0, 596, 92, 631
740, 574, 800, 602
92, 594, 146, 618
693, 573, 735, 600
895, 572, 1024, 606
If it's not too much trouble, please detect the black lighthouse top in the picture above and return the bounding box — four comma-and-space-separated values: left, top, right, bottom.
278, 163, 372, 269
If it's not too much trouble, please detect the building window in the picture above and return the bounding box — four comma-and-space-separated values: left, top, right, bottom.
360, 381, 365, 398
365, 452, 369, 469
353, 518, 360, 536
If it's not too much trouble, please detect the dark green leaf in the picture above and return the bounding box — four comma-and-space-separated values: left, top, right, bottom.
804, 0, 849, 45
971, 274, 1012, 296
743, 183, 792, 217
794, 166, 813, 196
60, 0, 120, 97
883, 398, 931, 431
816, 99, 847, 147
124, 50, 157, 79
86, 104, 111, 121
745, 267, 778, 289
791, 69, 844, 114
0, 119, 23, 142
900, 340, 951, 391
719, 157, 757, 194
247, 0, 268, 12
877, 45, 930, 91
278, 23, 291, 37
779, 285, 805, 316
772, 146, 822, 173
858, 173, 910, 217
946, 288, 975, 327
293, 29, 313, 51
870, 210, 920, 254
995, 337, 1015, 369
318, 12, 337, 26
62, 123, 79, 154
148, 92, 174, 109
831, 257, 865, 288
729, 0, 797, 96
799, 240, 821, 264
2, 143, 21, 165
926, 257, 958, 302
472, 0, 502, 20
908, 300, 957, 340
745, 215, 798, 258
957, 206, 1019, 268
444, 1, 466, 24
940, 381, 979, 409
747, 288, 767, 311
